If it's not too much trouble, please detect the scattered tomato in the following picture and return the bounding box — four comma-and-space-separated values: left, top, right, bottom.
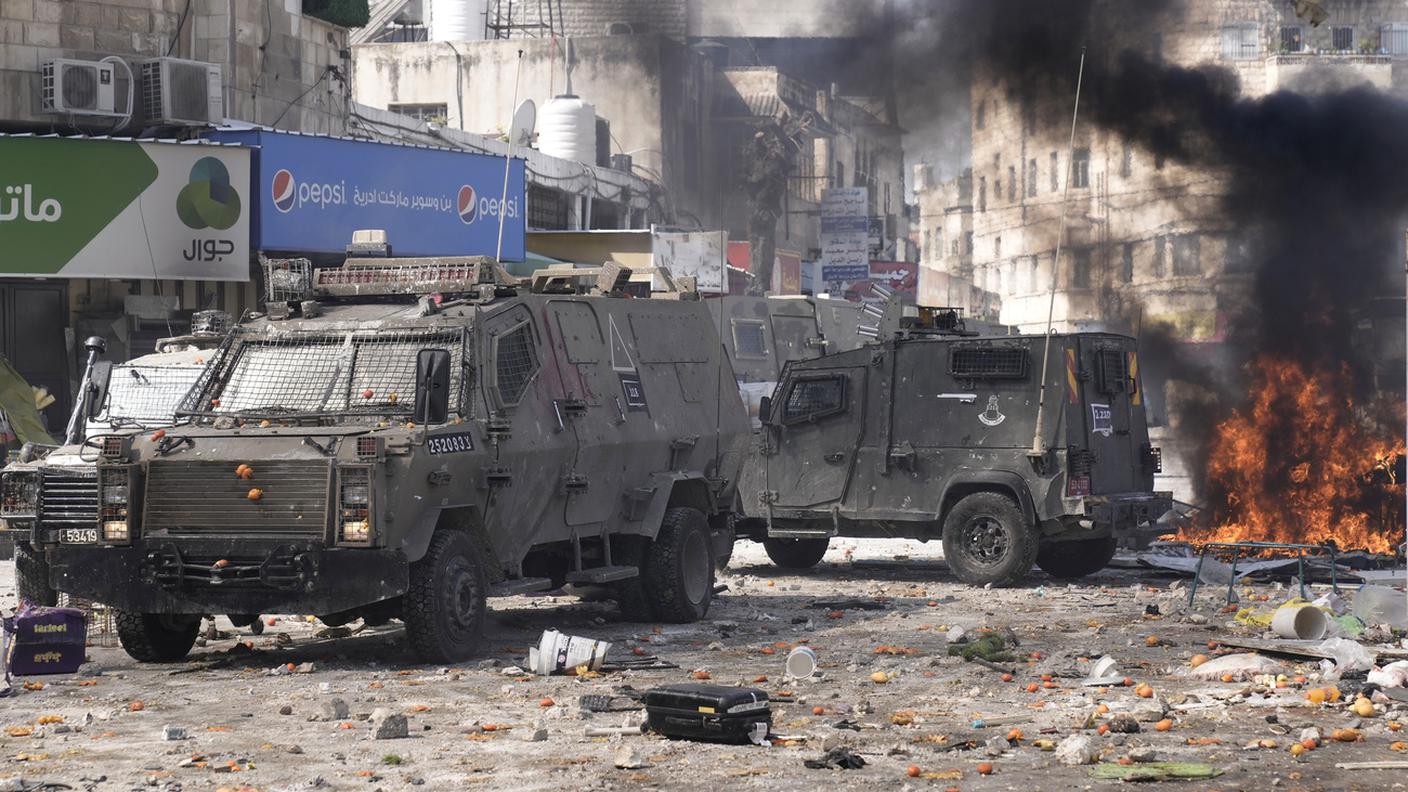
976, 762, 994, 775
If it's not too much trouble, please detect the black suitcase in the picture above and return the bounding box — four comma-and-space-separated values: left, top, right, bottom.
643, 684, 771, 744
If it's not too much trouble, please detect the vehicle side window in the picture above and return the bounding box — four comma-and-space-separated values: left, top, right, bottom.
782, 375, 847, 424
949, 344, 1028, 379
492, 322, 539, 407
731, 319, 768, 360
1095, 349, 1128, 394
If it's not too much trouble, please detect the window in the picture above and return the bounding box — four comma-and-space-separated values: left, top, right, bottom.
1171, 234, 1201, 276
950, 345, 1029, 379
782, 375, 846, 423
1384, 24, 1408, 55
388, 103, 448, 123
1120, 143, 1132, 178
1096, 349, 1129, 395
884, 182, 892, 214
994, 235, 1001, 259
1225, 235, 1253, 273
833, 162, 844, 189
1280, 25, 1305, 52
1007, 165, 1016, 201
1153, 235, 1167, 277
934, 229, 942, 259
1005, 260, 1016, 293
1121, 242, 1134, 283
1331, 25, 1354, 51
976, 100, 986, 129
964, 231, 974, 254
1221, 24, 1262, 59
731, 319, 768, 359
528, 184, 570, 230
978, 176, 987, 212
1071, 248, 1092, 289
993, 153, 1001, 203
1027, 159, 1037, 196
1027, 256, 1038, 292
493, 322, 539, 406
1049, 151, 1059, 191
1072, 148, 1090, 189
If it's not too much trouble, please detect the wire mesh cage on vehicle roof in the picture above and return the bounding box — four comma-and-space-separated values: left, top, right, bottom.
94, 364, 204, 427
179, 327, 469, 418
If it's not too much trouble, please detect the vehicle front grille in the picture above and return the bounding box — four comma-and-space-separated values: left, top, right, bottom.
39, 468, 99, 526
144, 460, 331, 538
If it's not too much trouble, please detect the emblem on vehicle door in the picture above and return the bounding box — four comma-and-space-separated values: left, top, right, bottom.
978, 395, 1006, 427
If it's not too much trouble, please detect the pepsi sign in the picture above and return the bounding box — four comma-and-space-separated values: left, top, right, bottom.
208, 129, 526, 260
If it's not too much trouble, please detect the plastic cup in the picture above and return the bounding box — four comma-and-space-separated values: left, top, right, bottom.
785, 646, 818, 679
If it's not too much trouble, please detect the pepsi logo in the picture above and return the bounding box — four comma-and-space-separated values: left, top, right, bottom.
457, 185, 478, 224
271, 169, 296, 213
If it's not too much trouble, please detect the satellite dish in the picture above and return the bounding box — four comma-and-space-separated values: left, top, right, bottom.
510, 99, 537, 148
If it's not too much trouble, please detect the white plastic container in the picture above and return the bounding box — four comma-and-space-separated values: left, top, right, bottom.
527, 629, 610, 675
785, 646, 818, 679
539, 95, 597, 165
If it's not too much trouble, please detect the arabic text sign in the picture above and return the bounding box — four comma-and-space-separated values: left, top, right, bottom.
821, 187, 868, 219
820, 187, 871, 278
208, 130, 526, 260
0, 137, 251, 280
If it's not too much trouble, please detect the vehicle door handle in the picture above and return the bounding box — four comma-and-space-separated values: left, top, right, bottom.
824, 452, 845, 463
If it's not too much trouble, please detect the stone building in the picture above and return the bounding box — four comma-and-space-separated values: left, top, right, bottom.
351, 0, 908, 272
960, 0, 1408, 337
0, 0, 349, 134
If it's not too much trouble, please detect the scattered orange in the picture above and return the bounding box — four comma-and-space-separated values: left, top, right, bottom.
976, 762, 994, 775
812, 707, 826, 716
1145, 635, 1159, 647
1189, 654, 1209, 669
1000, 673, 1014, 682
1155, 719, 1173, 732
1006, 728, 1024, 742
907, 765, 921, 778
539, 698, 555, 708
1135, 684, 1153, 699
129, 701, 145, 712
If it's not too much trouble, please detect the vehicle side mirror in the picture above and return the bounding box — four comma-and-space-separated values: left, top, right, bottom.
414, 349, 452, 425
86, 361, 113, 420
758, 395, 773, 426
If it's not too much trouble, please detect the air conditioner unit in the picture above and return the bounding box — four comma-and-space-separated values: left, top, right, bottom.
140, 57, 223, 126
40, 59, 120, 116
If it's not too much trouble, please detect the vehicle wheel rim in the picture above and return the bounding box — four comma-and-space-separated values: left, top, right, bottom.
444, 558, 479, 636
960, 515, 1010, 567
681, 531, 710, 604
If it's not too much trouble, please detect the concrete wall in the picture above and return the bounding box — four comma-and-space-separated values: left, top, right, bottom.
352, 34, 720, 230
0, 0, 347, 134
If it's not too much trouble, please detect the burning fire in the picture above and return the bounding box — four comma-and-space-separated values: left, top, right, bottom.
1186, 357, 1404, 555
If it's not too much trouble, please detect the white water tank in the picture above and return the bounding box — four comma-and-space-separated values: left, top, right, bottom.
539, 95, 597, 165
429, 0, 484, 41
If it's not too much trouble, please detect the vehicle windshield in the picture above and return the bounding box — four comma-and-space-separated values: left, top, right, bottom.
92, 363, 205, 430
182, 327, 468, 419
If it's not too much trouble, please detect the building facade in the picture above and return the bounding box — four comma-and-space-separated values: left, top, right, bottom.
965, 0, 1408, 337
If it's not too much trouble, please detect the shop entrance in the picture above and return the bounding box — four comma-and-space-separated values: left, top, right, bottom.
0, 281, 70, 434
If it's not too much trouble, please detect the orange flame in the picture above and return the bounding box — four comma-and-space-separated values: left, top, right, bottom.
1185, 357, 1404, 555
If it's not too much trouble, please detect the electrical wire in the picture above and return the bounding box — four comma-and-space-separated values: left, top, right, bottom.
269, 68, 331, 129
167, 0, 193, 56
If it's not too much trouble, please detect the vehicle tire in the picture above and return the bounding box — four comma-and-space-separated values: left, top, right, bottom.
940, 492, 1037, 587
403, 531, 487, 663
1036, 536, 1118, 579
14, 542, 56, 607
640, 507, 715, 623
763, 537, 830, 570
115, 612, 200, 663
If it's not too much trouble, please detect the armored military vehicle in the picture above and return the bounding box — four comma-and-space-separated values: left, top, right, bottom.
3, 334, 220, 608
738, 321, 1171, 585
14, 250, 748, 663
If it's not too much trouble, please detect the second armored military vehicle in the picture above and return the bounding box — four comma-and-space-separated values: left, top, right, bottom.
12, 250, 749, 663
738, 321, 1171, 586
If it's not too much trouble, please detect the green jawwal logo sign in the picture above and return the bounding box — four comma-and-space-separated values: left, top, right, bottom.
177, 157, 241, 230
0, 138, 250, 281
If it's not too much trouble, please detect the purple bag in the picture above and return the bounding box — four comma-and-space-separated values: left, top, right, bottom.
4, 606, 86, 677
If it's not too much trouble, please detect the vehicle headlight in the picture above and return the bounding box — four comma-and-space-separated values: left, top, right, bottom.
337, 467, 373, 546
99, 467, 131, 544
1, 471, 38, 517
102, 521, 129, 542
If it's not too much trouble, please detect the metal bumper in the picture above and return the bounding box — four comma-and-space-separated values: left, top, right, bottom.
1086, 491, 1175, 548
47, 540, 409, 615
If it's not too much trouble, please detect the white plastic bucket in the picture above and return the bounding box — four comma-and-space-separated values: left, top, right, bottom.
785, 646, 818, 679
1270, 604, 1329, 640
527, 629, 611, 676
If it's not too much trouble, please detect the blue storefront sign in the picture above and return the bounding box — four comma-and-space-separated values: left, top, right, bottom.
207, 129, 526, 260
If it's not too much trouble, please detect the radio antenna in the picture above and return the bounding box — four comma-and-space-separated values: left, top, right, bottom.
1031, 47, 1086, 457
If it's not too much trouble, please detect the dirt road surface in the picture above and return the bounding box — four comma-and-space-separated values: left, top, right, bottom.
0, 538, 1403, 791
